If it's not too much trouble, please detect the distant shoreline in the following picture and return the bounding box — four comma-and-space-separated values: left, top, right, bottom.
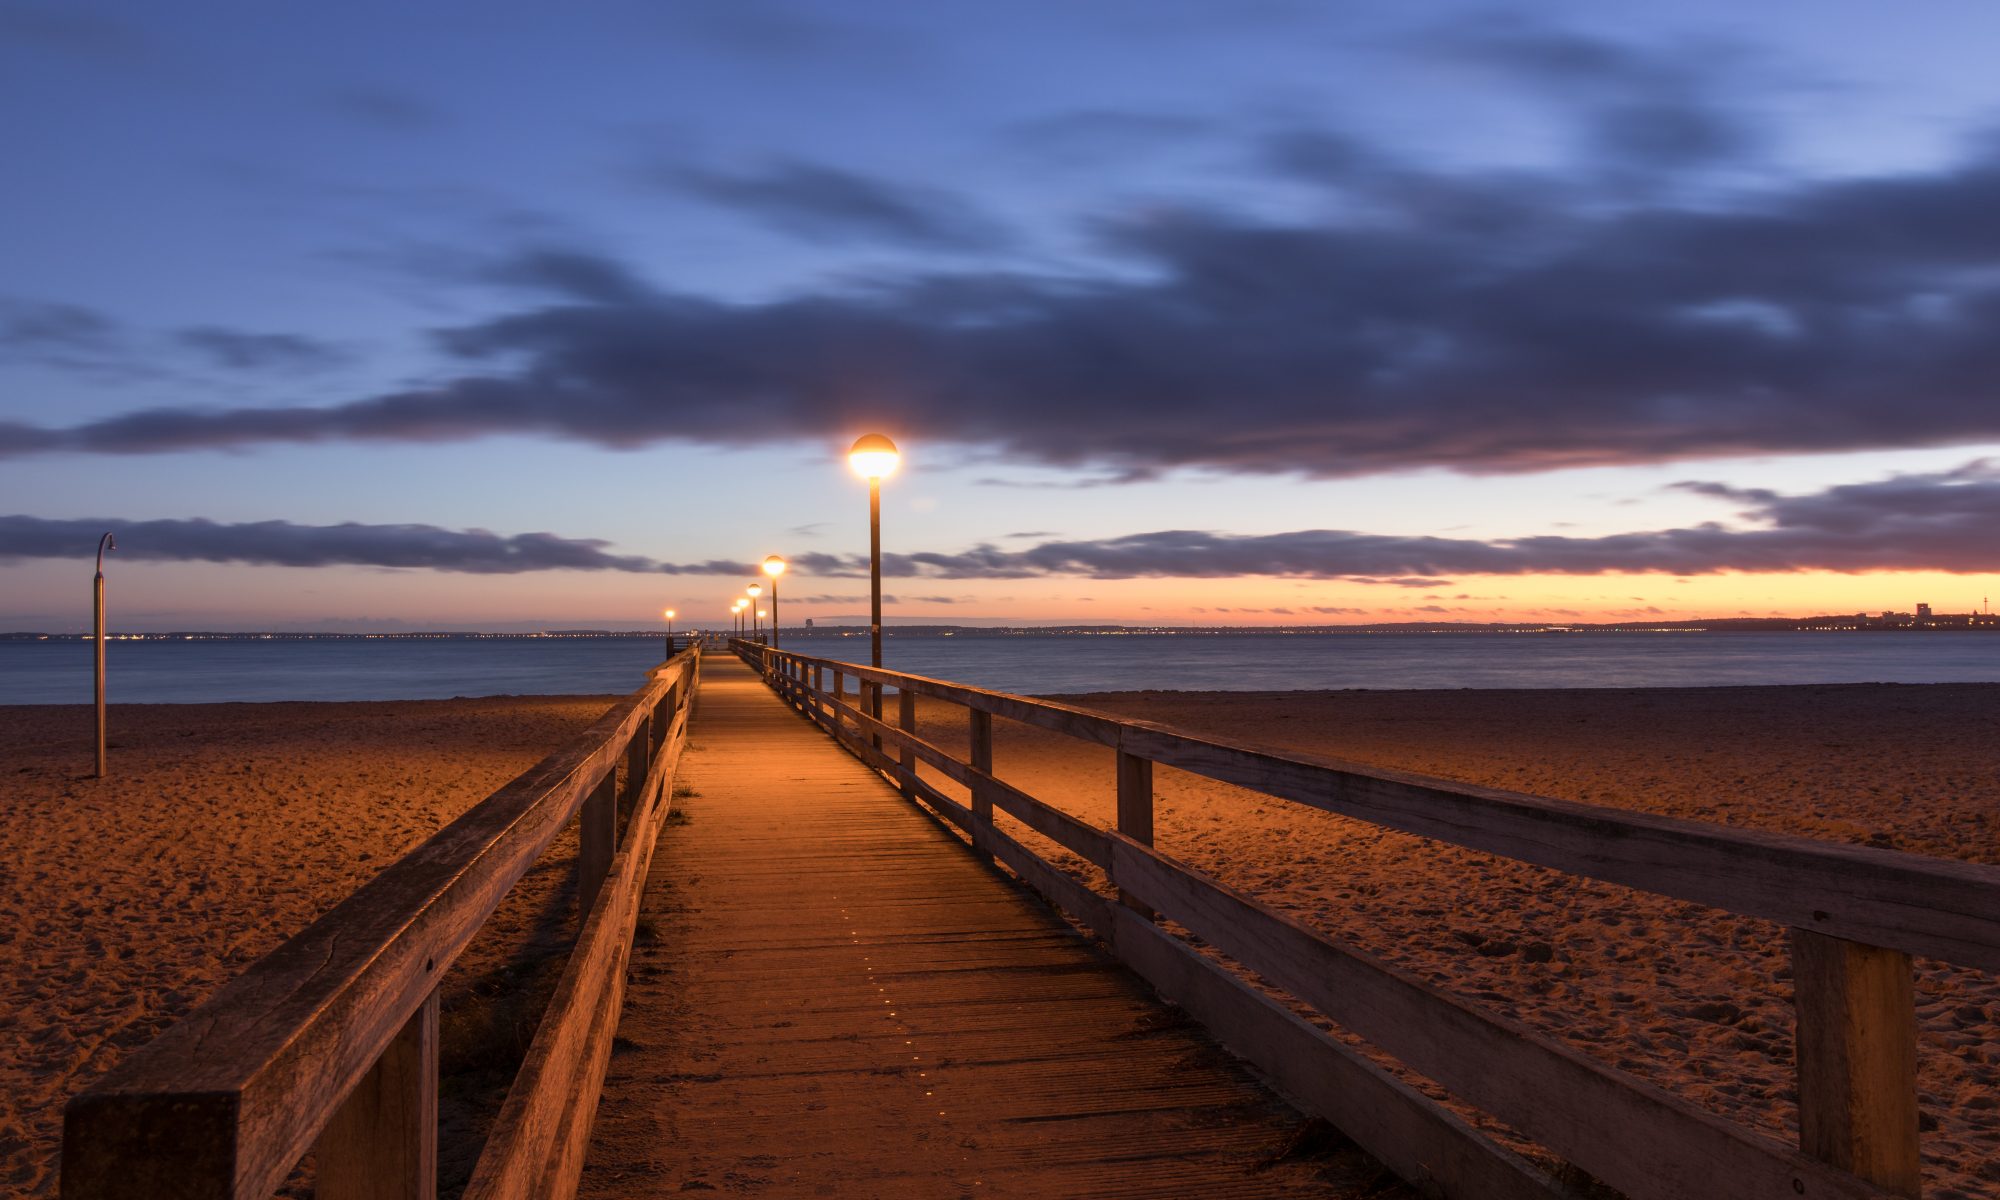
6, 620, 1999, 641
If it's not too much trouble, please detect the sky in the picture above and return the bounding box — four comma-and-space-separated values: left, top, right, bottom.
4, 1, 2000, 631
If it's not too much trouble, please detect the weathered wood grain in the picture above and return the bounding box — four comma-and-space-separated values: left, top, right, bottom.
1792, 930, 1921, 1198
61, 652, 697, 1200
1115, 749, 1154, 918
1107, 907, 1562, 1200
1107, 834, 1901, 1200
463, 696, 691, 1200
756, 648, 2000, 973
314, 990, 439, 1200
577, 773, 615, 916
1117, 722, 2000, 972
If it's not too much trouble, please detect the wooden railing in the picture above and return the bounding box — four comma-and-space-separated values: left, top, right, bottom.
61, 646, 702, 1200
736, 640, 2000, 1200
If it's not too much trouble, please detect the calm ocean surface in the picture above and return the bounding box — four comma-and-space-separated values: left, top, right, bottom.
4, 632, 1998, 705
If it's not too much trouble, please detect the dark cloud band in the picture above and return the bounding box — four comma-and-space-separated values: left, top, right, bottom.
6, 127, 2000, 477
6, 465, 1996, 581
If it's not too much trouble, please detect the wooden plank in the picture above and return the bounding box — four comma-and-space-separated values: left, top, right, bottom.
463, 704, 689, 1200
532, 936, 627, 1199
583, 653, 1374, 1200
60, 653, 694, 1200
969, 707, 995, 864
1116, 749, 1154, 918
577, 773, 615, 916
771, 651, 1127, 747
764, 650, 2000, 973
1107, 835, 1900, 1200
1106, 906, 1561, 1200
983, 778, 1111, 869
816, 688, 1110, 866
898, 689, 918, 802
1114, 723, 2000, 972
981, 824, 1117, 938
1791, 930, 1921, 1198
314, 989, 439, 1200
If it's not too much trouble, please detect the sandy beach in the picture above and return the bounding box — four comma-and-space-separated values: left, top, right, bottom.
3, 681, 1996, 1197
0, 696, 616, 1198
912, 682, 2000, 1199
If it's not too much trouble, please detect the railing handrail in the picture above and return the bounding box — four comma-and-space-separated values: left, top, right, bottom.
735, 642, 2000, 973
63, 646, 701, 1200
738, 638, 1975, 1200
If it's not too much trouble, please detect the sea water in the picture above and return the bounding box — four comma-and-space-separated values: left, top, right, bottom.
3, 632, 1998, 705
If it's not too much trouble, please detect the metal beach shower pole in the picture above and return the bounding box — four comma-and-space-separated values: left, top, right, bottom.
94, 532, 115, 778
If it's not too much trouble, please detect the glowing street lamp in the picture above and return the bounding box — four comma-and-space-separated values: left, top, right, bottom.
847, 434, 899, 669
747, 582, 763, 642
663, 608, 676, 657
762, 555, 787, 648
731, 600, 746, 636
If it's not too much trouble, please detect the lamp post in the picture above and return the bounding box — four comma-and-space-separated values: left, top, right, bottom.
663, 608, 676, 657
762, 555, 787, 648
847, 434, 900, 669
747, 583, 763, 642
94, 532, 115, 778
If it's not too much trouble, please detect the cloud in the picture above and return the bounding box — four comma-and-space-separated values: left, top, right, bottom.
5, 467, 1998, 584
483, 248, 655, 304
1422, 16, 1765, 176
0, 299, 117, 350
659, 159, 1011, 250
1003, 109, 1214, 163
328, 86, 442, 131
0, 515, 677, 574
719, 464, 2000, 580
0, 5, 147, 63
8, 120, 2000, 479
176, 327, 347, 371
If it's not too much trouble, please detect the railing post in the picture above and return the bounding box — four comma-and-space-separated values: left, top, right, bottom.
898, 688, 917, 800
622, 717, 648, 827
1790, 929, 1921, 1197
968, 707, 994, 861
314, 989, 439, 1200
868, 680, 883, 760
1116, 744, 1155, 919
578, 771, 616, 914
833, 670, 846, 742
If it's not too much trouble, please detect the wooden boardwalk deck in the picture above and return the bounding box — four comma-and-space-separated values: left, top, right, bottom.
577, 655, 1371, 1198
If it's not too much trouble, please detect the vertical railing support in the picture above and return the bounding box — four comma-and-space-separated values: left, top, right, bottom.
578, 771, 616, 914
314, 989, 439, 1200
897, 688, 917, 800
622, 718, 648, 829
1790, 929, 1921, 1197
867, 680, 884, 760
833, 670, 847, 743
968, 707, 994, 861
1116, 745, 1155, 919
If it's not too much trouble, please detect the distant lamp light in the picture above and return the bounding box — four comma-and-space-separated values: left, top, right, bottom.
761, 555, 786, 649
747, 583, 762, 599
847, 433, 900, 480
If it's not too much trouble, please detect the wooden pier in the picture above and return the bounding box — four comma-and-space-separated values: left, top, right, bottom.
58, 641, 2000, 1199
577, 654, 1351, 1197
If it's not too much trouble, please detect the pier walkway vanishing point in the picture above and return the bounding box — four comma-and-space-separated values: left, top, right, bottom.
59, 641, 2000, 1199
577, 653, 1354, 1197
